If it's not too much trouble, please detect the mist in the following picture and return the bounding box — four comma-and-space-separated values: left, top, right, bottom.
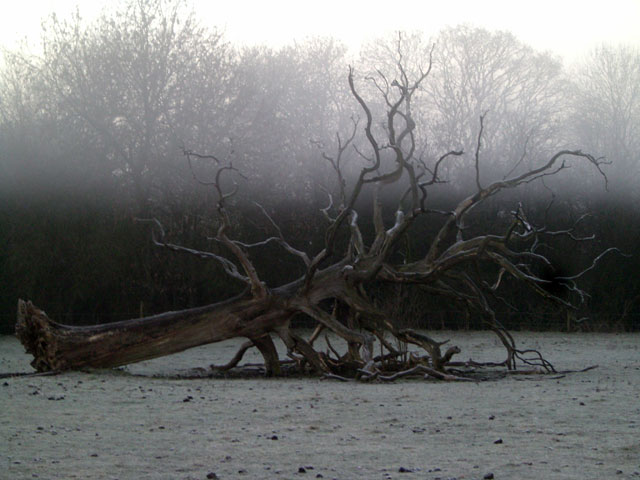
1, 0, 639, 332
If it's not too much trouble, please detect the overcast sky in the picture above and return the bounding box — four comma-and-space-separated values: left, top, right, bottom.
1, 0, 639, 62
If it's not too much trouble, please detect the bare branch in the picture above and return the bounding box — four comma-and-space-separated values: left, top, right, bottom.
556, 247, 630, 281
503, 135, 530, 180
348, 66, 381, 174
253, 202, 311, 267
474, 113, 487, 192
183, 149, 265, 297
320, 190, 335, 221
135, 218, 250, 285
316, 117, 359, 207
424, 149, 609, 265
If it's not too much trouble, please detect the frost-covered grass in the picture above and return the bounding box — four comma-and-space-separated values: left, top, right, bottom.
2, 331, 639, 480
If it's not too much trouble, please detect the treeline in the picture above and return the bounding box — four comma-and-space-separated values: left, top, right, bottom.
1, 0, 639, 333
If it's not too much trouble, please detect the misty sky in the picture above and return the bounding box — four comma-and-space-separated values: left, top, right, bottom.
1, 0, 639, 62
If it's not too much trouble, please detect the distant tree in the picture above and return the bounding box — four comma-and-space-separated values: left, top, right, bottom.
568, 44, 640, 193
564, 45, 640, 330
0, 0, 239, 328
222, 39, 352, 202
25, 0, 232, 213
0, 47, 67, 195
423, 26, 567, 186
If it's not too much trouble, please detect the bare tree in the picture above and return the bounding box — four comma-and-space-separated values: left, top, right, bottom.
24, 0, 232, 213
217, 38, 352, 203
423, 26, 567, 186
569, 44, 640, 192
17, 36, 614, 380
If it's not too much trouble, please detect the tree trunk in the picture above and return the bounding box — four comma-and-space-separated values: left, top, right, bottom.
15, 295, 289, 372
14, 266, 354, 374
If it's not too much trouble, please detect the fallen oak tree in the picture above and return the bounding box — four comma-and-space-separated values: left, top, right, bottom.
15, 39, 620, 381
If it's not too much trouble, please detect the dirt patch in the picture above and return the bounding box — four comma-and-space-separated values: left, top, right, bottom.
2, 331, 639, 479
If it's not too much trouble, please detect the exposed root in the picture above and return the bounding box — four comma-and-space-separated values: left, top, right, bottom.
361, 365, 474, 382
211, 323, 560, 382
210, 340, 254, 371
0, 371, 61, 379
324, 334, 342, 361
513, 348, 556, 373
556, 365, 598, 374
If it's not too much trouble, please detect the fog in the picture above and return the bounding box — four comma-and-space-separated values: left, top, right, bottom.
1, 0, 639, 332
2, 0, 639, 60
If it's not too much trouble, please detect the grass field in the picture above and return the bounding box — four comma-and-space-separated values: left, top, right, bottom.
2, 331, 639, 479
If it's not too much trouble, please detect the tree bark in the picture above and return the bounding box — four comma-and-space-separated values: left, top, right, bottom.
15, 296, 289, 372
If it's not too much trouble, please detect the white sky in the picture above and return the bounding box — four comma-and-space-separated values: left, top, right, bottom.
0, 0, 639, 62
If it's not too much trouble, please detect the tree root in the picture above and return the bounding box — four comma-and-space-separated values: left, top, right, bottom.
361, 365, 474, 382
210, 325, 560, 381
210, 340, 254, 371
0, 370, 61, 379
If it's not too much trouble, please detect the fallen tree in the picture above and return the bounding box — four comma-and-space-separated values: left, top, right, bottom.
16, 39, 616, 380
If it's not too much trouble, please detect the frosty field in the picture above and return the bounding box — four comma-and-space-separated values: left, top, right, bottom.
1, 331, 639, 480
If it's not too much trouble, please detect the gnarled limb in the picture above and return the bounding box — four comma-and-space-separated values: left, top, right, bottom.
276, 324, 329, 374
397, 329, 459, 371
211, 340, 254, 372
249, 334, 281, 377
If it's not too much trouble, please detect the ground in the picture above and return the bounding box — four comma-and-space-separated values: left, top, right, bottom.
1, 331, 639, 480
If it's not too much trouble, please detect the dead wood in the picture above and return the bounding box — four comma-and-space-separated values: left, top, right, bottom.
15, 36, 613, 381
